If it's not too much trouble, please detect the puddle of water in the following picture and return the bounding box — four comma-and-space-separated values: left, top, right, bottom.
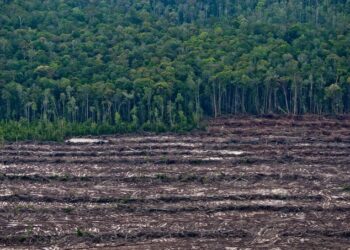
66, 138, 108, 144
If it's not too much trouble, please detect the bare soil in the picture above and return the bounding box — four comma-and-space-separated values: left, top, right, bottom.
1, 115, 350, 249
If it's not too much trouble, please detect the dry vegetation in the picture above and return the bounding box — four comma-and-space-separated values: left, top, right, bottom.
1, 115, 350, 249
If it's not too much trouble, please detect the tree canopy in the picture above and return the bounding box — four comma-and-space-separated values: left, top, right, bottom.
0, 0, 350, 140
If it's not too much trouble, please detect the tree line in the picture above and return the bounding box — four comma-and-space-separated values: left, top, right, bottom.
0, 0, 349, 140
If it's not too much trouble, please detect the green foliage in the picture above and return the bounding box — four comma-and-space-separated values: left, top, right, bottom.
343, 185, 350, 192
76, 228, 84, 237
155, 173, 170, 181
0, 118, 194, 141
0, 0, 350, 141
0, 128, 4, 144
325, 84, 344, 114
325, 84, 342, 99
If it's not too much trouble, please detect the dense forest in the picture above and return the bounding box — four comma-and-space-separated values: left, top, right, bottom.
0, 0, 350, 140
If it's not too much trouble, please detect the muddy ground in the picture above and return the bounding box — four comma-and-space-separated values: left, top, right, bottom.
0, 115, 350, 249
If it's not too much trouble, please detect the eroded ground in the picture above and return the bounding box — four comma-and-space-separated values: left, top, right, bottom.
1, 116, 350, 249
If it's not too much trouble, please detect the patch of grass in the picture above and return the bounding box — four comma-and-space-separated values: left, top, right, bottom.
25, 226, 33, 236
342, 185, 350, 192
76, 228, 93, 237
14, 204, 34, 214
178, 174, 205, 183
60, 174, 71, 182
51, 174, 71, 182
118, 196, 133, 204
18, 235, 27, 243
188, 159, 203, 165
76, 228, 84, 237
239, 157, 257, 164
218, 172, 226, 179
63, 207, 74, 213
155, 173, 170, 181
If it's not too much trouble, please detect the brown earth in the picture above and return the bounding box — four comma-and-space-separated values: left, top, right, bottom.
1, 115, 350, 249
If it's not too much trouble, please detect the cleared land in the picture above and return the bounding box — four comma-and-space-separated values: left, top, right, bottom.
1, 116, 350, 249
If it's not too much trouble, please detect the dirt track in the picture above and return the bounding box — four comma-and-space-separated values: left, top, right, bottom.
1, 116, 350, 249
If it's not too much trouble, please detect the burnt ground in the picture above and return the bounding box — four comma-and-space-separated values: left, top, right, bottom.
0, 115, 350, 249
